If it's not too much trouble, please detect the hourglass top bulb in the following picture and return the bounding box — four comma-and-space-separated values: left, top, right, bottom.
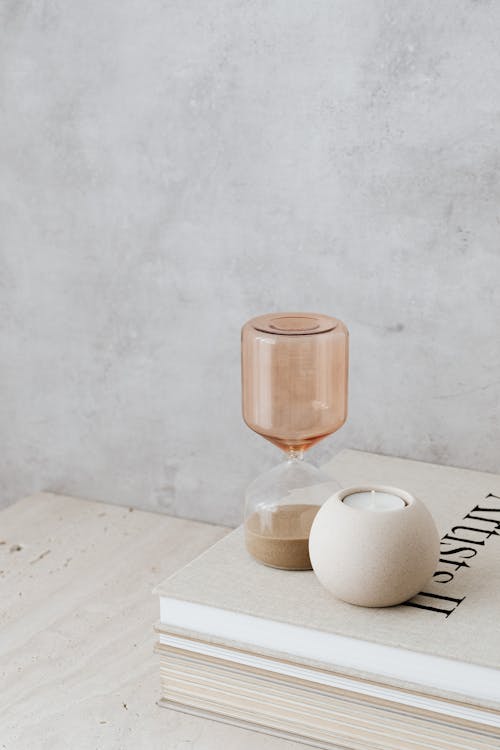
241, 312, 349, 454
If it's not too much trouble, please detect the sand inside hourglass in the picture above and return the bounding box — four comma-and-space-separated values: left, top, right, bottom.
245, 504, 320, 570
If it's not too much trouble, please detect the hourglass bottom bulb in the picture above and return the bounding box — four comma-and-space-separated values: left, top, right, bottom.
244, 458, 341, 571
245, 504, 320, 570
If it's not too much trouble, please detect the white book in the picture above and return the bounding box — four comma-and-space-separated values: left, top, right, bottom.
155, 450, 500, 745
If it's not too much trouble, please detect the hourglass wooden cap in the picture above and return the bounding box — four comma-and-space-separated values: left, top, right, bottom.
246, 312, 340, 336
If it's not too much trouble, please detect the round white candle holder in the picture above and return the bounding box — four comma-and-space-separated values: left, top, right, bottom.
308, 485, 440, 608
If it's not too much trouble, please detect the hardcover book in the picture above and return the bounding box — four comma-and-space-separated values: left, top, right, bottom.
155, 450, 500, 749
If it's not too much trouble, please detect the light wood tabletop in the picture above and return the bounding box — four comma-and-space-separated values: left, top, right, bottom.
0, 493, 315, 750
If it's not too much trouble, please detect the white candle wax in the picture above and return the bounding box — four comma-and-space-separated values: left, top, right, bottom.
343, 490, 405, 512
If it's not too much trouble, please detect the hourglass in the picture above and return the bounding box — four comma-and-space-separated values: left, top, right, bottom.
241, 313, 349, 570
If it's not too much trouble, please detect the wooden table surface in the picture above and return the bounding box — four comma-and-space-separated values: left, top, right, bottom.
0, 493, 314, 750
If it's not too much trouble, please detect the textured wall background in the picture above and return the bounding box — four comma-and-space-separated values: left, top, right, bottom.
1, 1, 500, 525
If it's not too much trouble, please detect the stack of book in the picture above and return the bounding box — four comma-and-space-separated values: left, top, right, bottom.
155, 451, 500, 749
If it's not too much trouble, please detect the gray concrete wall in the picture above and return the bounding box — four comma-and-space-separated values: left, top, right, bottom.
1, 1, 500, 525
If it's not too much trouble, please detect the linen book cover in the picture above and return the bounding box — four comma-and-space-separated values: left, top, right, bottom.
156, 450, 500, 708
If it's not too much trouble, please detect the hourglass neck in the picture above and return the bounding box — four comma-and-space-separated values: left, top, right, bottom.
285, 448, 304, 462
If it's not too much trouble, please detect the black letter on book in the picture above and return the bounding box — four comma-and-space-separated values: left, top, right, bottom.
432, 570, 454, 584
452, 524, 498, 541
439, 545, 478, 559
438, 557, 470, 573
403, 591, 465, 617
464, 508, 500, 533
442, 530, 487, 546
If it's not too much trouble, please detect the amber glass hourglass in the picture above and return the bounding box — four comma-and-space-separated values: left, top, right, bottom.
242, 313, 349, 570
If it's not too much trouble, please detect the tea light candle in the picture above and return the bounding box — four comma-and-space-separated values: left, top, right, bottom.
343, 490, 405, 512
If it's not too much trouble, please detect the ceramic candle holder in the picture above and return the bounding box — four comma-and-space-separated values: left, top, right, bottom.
308, 485, 440, 607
